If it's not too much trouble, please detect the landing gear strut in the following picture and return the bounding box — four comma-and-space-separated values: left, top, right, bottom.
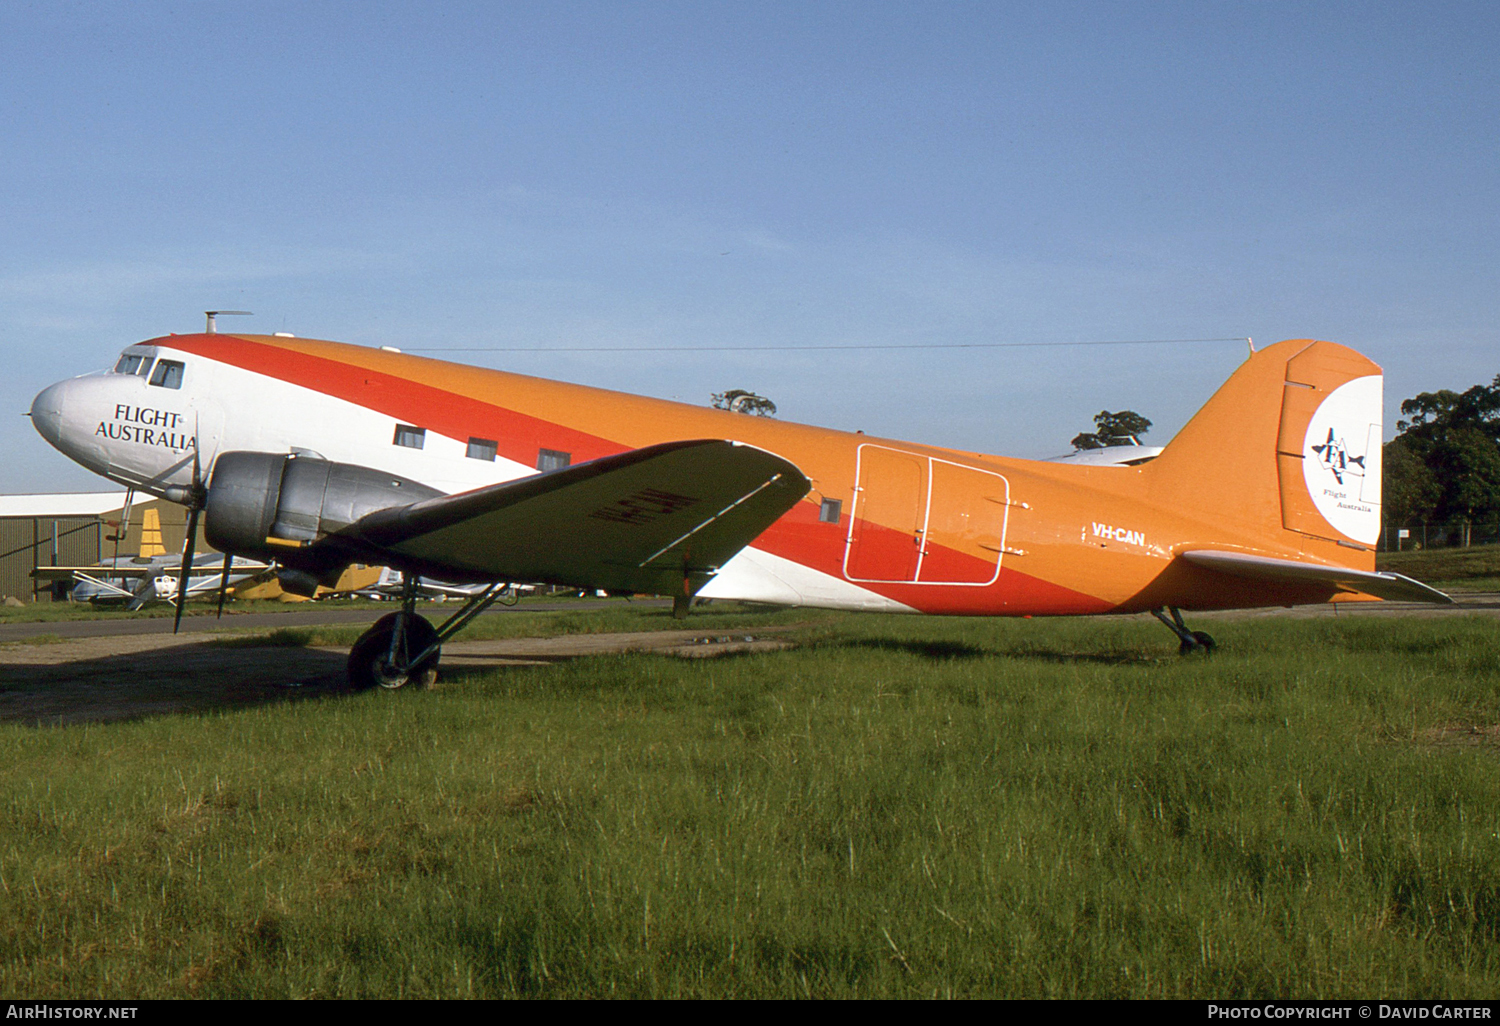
348, 611, 441, 690
346, 575, 512, 690
1151, 606, 1216, 656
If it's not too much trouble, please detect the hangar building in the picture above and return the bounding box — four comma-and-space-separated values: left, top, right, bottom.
0, 492, 198, 603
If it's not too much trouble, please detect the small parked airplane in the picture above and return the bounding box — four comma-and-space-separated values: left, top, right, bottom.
33, 551, 269, 608
354, 566, 530, 604
28, 324, 1449, 687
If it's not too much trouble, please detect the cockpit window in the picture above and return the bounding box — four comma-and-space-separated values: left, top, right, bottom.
148, 359, 184, 389
113, 353, 155, 377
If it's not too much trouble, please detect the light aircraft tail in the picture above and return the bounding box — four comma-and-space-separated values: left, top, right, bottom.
1144, 338, 1385, 559
138, 507, 167, 557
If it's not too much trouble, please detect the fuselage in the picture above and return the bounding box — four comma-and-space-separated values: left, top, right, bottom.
29, 332, 1367, 615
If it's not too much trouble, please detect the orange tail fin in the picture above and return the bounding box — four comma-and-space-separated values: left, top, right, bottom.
1145, 339, 1384, 556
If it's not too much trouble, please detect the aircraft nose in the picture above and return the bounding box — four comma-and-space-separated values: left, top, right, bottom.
29, 380, 67, 447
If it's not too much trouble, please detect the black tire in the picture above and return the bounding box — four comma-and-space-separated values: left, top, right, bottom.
1178, 630, 1217, 656
347, 612, 440, 691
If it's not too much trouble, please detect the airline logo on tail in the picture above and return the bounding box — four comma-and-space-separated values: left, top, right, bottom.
1310, 429, 1365, 485
1301, 374, 1382, 544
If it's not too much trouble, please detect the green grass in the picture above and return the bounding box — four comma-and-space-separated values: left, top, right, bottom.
0, 633, 65, 649
4, 611, 1500, 997
1378, 545, 1500, 591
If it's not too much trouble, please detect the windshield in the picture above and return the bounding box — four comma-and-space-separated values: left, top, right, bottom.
113, 352, 155, 377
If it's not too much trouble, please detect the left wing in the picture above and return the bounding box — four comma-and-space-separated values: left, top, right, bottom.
349, 439, 810, 598
30, 565, 157, 580
1180, 549, 1453, 604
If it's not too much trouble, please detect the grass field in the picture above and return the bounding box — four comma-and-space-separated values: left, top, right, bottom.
3, 606, 1500, 998
1378, 545, 1500, 592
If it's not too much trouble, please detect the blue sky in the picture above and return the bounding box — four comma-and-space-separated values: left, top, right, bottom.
3, 1, 1496, 493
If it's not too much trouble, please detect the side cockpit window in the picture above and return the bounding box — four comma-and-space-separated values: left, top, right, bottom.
113, 353, 155, 378
148, 359, 184, 389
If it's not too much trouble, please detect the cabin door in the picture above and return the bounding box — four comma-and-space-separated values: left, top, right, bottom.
844, 445, 1010, 586
844, 445, 926, 582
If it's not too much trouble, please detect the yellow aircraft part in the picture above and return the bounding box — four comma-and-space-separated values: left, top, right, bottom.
137, 508, 166, 557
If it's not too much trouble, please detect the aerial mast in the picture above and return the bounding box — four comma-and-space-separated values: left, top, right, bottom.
204, 310, 252, 334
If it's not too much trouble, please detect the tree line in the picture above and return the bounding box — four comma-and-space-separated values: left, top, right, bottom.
1384, 374, 1500, 541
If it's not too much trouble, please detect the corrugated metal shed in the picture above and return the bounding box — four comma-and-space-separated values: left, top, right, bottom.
0, 493, 200, 603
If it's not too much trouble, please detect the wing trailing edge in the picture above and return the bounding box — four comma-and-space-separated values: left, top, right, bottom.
350, 439, 811, 597
1179, 549, 1453, 604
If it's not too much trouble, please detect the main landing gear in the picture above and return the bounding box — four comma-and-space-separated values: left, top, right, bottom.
346, 575, 513, 690
1151, 606, 1216, 656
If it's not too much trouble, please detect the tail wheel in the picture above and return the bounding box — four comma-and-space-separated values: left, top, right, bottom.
1178, 630, 1217, 656
347, 612, 440, 691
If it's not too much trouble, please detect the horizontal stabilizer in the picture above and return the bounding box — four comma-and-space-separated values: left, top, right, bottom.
1180, 550, 1453, 604
352, 439, 810, 597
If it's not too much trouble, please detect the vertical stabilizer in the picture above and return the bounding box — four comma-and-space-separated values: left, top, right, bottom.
138, 507, 167, 557
1146, 339, 1383, 552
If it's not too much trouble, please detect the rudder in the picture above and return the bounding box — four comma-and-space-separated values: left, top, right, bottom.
1145, 339, 1383, 550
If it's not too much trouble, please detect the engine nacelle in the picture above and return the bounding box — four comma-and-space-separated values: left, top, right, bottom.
204, 451, 442, 564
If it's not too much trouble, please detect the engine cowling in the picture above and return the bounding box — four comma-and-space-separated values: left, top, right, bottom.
204, 451, 442, 564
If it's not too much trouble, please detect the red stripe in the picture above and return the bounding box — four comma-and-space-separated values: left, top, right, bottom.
756, 502, 1114, 615
156, 334, 626, 468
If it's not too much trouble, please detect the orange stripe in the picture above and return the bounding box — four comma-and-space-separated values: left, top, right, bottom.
153, 332, 1113, 615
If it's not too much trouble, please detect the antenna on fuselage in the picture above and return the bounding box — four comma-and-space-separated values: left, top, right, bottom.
204, 310, 252, 334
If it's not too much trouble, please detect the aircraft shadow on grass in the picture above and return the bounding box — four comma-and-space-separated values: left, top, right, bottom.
0, 644, 350, 726
0, 637, 742, 726
824, 637, 1157, 666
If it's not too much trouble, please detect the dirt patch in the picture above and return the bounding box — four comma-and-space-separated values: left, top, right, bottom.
0, 628, 797, 726
440, 629, 794, 666
1415, 722, 1500, 752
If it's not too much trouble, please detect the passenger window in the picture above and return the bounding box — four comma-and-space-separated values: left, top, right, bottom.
466, 437, 498, 461
147, 360, 184, 389
394, 424, 426, 449
538, 449, 571, 472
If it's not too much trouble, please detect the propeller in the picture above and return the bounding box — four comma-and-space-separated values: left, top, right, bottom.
172, 429, 206, 634
173, 503, 201, 633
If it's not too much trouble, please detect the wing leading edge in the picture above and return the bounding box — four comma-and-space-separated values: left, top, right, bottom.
351, 439, 811, 598
1180, 550, 1453, 604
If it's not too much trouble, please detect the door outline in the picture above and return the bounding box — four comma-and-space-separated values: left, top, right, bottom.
842, 444, 1010, 586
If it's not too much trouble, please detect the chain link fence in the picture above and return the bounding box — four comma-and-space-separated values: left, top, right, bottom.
1381, 520, 1500, 551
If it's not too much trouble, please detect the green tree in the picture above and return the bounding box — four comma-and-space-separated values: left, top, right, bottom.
1071, 410, 1151, 450
711, 389, 777, 417
1387, 374, 1500, 541
1381, 435, 1441, 525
